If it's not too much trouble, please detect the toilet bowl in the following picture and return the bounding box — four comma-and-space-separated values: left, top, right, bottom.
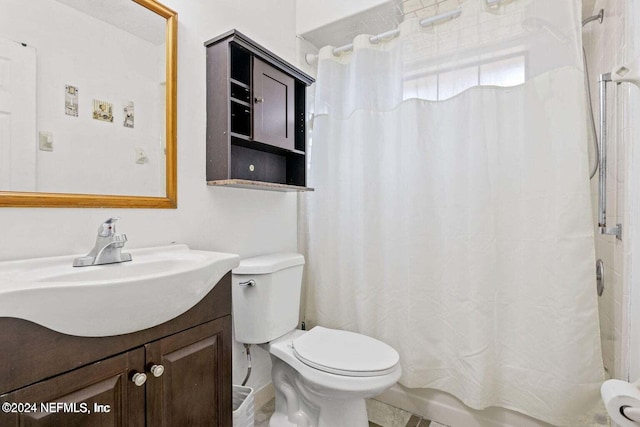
265, 328, 401, 427
232, 253, 401, 427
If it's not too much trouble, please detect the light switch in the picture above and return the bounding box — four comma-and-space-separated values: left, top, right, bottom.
39, 131, 53, 151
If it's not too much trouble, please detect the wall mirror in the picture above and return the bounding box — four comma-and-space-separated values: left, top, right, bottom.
0, 0, 177, 208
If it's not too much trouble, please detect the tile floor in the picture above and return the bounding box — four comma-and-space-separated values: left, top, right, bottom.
255, 398, 274, 427
254, 397, 447, 427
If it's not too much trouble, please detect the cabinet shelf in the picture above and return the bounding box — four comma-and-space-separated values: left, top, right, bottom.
207, 179, 314, 192
230, 97, 251, 108
205, 29, 314, 190
230, 78, 249, 89
231, 135, 305, 156
230, 132, 251, 141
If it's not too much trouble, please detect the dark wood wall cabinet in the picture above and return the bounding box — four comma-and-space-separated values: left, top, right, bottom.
205, 30, 315, 192
0, 274, 233, 427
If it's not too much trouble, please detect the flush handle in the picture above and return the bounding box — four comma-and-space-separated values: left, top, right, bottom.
238, 279, 256, 287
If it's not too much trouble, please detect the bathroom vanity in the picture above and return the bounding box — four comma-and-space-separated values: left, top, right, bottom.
0, 274, 232, 426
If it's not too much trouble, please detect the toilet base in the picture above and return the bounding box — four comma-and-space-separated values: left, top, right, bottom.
268, 403, 368, 427
268, 355, 370, 427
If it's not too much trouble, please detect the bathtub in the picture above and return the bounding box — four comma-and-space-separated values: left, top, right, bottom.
376, 385, 559, 427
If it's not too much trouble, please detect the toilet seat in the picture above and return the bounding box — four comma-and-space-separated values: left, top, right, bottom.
292, 326, 399, 377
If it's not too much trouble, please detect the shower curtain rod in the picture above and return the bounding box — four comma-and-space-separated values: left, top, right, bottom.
305, 0, 512, 65
305, 7, 462, 64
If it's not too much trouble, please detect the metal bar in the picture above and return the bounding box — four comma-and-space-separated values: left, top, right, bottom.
330, 7, 462, 56
598, 73, 622, 239
332, 43, 354, 55
598, 73, 609, 227
369, 28, 401, 44
418, 7, 462, 27
306, 7, 463, 64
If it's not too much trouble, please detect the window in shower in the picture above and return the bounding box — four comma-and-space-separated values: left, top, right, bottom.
403, 53, 526, 101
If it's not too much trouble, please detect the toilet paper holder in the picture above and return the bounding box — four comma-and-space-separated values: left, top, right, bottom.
621, 405, 640, 423
602, 379, 640, 425
622, 380, 640, 423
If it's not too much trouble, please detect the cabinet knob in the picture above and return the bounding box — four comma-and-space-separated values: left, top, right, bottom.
131, 372, 147, 387
254, 97, 264, 104
150, 364, 165, 378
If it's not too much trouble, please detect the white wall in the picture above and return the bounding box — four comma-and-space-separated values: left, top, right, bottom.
625, 0, 640, 383
583, 0, 633, 382
0, 0, 164, 197
0, 0, 298, 395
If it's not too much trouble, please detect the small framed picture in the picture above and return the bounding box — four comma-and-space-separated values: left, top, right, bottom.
93, 99, 113, 122
123, 101, 134, 128
65, 85, 78, 117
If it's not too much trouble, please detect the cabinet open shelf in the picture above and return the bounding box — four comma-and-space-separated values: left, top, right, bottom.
230, 78, 249, 89
230, 97, 251, 108
207, 179, 314, 192
231, 135, 305, 156
226, 136, 308, 188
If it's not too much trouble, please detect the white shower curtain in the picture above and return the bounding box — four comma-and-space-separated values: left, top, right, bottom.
304, 1, 605, 426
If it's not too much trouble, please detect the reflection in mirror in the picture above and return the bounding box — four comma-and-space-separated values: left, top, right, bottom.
0, 0, 177, 207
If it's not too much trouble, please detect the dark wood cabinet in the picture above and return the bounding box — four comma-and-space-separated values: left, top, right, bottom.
204, 29, 314, 192
0, 274, 233, 427
1, 350, 145, 427
253, 58, 295, 151
146, 318, 231, 427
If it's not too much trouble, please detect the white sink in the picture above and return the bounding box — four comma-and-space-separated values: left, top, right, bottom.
0, 244, 239, 337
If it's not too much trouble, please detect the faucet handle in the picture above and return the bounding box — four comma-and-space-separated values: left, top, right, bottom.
98, 217, 121, 237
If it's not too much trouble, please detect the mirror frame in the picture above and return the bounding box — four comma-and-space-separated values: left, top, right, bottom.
0, 0, 178, 208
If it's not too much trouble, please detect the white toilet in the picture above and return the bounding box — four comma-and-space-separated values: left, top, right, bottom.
232, 253, 401, 427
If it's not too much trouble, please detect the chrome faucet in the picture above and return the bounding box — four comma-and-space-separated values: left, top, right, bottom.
73, 217, 132, 267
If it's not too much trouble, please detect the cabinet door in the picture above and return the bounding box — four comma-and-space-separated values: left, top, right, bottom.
0, 349, 145, 427
146, 316, 232, 427
253, 58, 295, 151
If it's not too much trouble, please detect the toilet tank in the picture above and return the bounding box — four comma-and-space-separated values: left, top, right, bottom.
232, 253, 305, 344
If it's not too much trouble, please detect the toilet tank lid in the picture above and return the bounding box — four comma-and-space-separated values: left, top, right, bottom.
233, 253, 305, 275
